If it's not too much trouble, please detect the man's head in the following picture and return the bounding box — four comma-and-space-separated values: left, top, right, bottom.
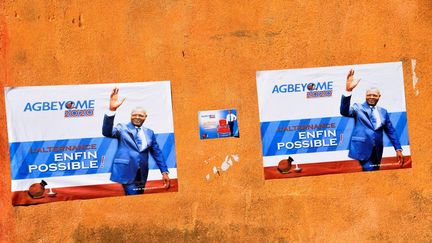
365, 87, 381, 106
130, 107, 147, 127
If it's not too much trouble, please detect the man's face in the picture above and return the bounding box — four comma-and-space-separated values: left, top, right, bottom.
131, 110, 147, 127
365, 89, 381, 106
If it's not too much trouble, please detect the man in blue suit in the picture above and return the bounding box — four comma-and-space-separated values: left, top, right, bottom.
340, 69, 404, 171
102, 88, 170, 195
226, 110, 237, 137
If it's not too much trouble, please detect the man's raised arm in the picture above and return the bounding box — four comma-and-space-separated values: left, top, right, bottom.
109, 87, 125, 112
102, 87, 125, 137
340, 69, 361, 117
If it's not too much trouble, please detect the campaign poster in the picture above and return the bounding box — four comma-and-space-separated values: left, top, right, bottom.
198, 109, 239, 139
256, 62, 412, 179
5, 82, 178, 206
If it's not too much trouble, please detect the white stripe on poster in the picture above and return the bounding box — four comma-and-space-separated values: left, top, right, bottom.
11, 168, 178, 191
263, 146, 411, 167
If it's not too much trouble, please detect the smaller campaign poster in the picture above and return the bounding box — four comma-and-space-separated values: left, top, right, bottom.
198, 109, 239, 139
5, 82, 178, 206
256, 62, 412, 179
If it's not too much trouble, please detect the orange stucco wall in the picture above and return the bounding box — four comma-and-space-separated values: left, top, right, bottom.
1, 1, 431, 242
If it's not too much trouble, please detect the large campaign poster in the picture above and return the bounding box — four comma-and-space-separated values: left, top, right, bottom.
5, 82, 178, 206
257, 62, 412, 179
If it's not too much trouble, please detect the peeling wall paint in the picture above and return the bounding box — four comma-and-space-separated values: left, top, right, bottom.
411, 59, 419, 96
205, 154, 239, 181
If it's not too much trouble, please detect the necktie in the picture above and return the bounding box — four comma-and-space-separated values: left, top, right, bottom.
370, 107, 377, 129
135, 128, 142, 151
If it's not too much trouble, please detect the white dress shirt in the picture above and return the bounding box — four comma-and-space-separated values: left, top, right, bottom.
226, 113, 237, 122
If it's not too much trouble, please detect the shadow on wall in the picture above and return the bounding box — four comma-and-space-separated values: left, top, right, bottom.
72, 222, 273, 242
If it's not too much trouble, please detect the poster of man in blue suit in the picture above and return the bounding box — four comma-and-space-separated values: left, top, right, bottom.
102, 87, 170, 195
341, 69, 404, 171
256, 62, 411, 180
5, 81, 177, 205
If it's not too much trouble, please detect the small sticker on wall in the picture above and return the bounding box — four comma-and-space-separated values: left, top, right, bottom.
198, 109, 239, 139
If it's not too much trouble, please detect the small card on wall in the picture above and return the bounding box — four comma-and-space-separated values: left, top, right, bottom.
198, 109, 239, 139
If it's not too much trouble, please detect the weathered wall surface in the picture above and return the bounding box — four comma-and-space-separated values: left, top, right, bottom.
1, 1, 431, 242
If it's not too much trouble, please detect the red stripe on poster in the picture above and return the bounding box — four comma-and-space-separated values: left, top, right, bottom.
12, 179, 179, 206
264, 156, 412, 180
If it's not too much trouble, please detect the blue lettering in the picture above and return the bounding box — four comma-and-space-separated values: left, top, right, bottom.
271, 81, 334, 96
58, 101, 66, 110
42, 102, 50, 111
23, 100, 95, 112
75, 100, 87, 109
51, 101, 58, 110
33, 102, 42, 111
316, 82, 328, 90
288, 84, 294, 92
88, 100, 95, 108
24, 103, 32, 112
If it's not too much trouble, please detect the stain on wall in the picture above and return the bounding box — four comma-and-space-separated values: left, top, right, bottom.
1, 1, 432, 242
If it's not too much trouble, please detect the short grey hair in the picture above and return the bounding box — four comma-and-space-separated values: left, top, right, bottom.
131, 107, 147, 115
366, 87, 381, 95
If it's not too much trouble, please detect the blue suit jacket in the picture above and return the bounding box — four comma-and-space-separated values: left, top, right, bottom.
102, 114, 168, 184
340, 95, 401, 162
